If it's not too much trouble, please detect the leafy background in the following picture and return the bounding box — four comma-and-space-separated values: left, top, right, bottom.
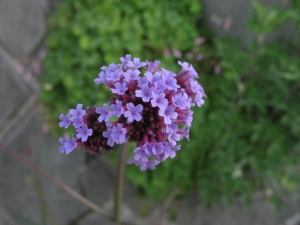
41, 0, 300, 207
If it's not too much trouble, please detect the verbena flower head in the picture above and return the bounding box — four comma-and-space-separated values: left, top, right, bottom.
59, 55, 205, 170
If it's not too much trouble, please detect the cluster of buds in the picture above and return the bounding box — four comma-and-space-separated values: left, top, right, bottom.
59, 55, 205, 170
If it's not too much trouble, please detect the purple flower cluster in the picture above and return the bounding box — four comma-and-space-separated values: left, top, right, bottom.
59, 55, 205, 170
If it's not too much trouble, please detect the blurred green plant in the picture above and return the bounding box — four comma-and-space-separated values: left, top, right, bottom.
42, 0, 300, 207
185, 0, 300, 206
41, 0, 201, 135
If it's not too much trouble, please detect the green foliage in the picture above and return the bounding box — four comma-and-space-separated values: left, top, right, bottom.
42, 0, 300, 206
190, 2, 300, 205
249, 0, 288, 34
195, 40, 300, 205
42, 0, 201, 135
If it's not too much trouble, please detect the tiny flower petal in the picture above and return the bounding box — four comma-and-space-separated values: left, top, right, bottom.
140, 160, 159, 171
76, 124, 93, 142
124, 103, 143, 122
111, 100, 124, 117
96, 104, 112, 122
135, 84, 154, 102
159, 105, 178, 124
133, 147, 151, 161
103, 127, 115, 147
151, 92, 168, 108
59, 114, 71, 129
65, 138, 77, 154
111, 82, 128, 95
127, 58, 147, 68
162, 70, 179, 90
107, 69, 123, 82
124, 69, 141, 81
172, 93, 191, 109
111, 123, 127, 144
69, 103, 86, 118
71, 116, 83, 128
59, 137, 67, 153
120, 54, 131, 67
94, 71, 106, 84
146, 60, 160, 72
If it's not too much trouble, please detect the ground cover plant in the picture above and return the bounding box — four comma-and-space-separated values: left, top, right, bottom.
42, 0, 300, 207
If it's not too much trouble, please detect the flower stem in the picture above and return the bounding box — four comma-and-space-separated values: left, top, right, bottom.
114, 142, 129, 223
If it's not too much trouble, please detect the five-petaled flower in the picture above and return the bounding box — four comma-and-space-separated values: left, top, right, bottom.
58, 55, 205, 170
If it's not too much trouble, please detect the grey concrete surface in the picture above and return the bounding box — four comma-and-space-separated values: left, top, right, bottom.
0, 46, 31, 129
0, 0, 47, 57
201, 0, 298, 44
177, 192, 300, 225
1, 0, 300, 225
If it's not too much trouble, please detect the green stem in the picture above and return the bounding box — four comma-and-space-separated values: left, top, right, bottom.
114, 142, 129, 223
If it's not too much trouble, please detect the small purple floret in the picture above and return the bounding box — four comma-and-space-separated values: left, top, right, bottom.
69, 103, 86, 118
159, 105, 178, 124
96, 104, 112, 122
127, 58, 147, 68
124, 103, 143, 122
135, 84, 154, 102
59, 113, 71, 128
59, 137, 77, 155
76, 124, 92, 142
111, 82, 128, 95
71, 116, 83, 128
111, 100, 124, 117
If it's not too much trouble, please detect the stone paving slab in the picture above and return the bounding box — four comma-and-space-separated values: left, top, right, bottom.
0, 102, 143, 224
79, 212, 116, 225
0, 113, 43, 224
201, 0, 298, 44
77, 153, 145, 224
0, 0, 48, 57
0, 104, 88, 224
177, 191, 300, 225
0, 45, 32, 130
0, 207, 19, 225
